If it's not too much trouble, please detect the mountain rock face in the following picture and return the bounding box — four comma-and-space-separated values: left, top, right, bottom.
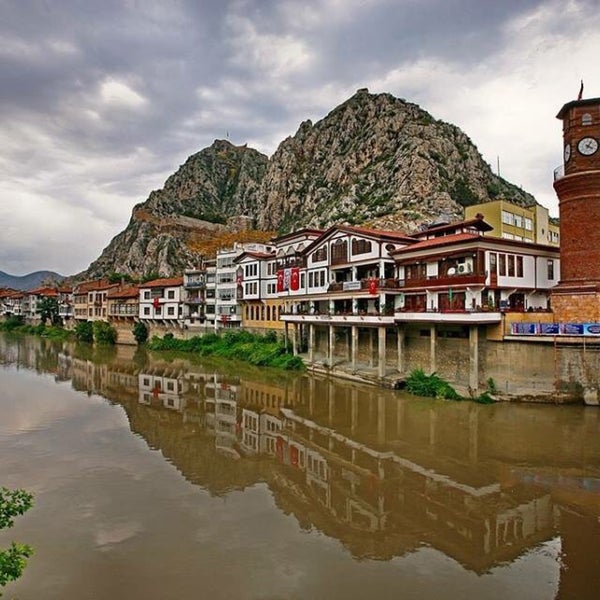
84, 141, 268, 278
257, 89, 533, 232
81, 90, 535, 278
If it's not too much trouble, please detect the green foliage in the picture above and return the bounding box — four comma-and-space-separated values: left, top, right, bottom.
452, 178, 480, 207
0, 316, 25, 332
141, 272, 161, 283
147, 330, 305, 371
74, 321, 94, 343
474, 391, 496, 404
0, 487, 34, 592
93, 321, 117, 345
132, 322, 149, 345
38, 297, 61, 326
486, 377, 497, 394
405, 369, 462, 400
107, 272, 134, 284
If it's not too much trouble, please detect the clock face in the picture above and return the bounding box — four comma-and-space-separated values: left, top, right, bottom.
577, 136, 599, 156
564, 143, 571, 162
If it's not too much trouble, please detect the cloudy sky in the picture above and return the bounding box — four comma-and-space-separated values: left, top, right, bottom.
1, 0, 598, 276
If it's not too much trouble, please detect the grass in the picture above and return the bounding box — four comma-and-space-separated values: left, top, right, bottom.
146, 330, 305, 371
0, 319, 73, 341
405, 368, 496, 403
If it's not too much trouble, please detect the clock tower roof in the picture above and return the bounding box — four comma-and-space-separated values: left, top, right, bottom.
557, 97, 600, 120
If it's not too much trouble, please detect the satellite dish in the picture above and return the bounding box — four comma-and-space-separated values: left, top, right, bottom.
447, 267, 456, 276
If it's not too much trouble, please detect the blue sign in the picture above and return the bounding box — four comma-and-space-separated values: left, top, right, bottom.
562, 323, 584, 335
584, 323, 600, 335
539, 323, 560, 335
512, 322, 537, 335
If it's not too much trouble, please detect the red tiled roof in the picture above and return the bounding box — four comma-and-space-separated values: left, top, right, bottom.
28, 287, 59, 296
74, 279, 118, 293
390, 233, 481, 254
107, 285, 139, 299
139, 277, 183, 289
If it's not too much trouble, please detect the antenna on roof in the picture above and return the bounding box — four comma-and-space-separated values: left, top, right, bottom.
497, 155, 500, 176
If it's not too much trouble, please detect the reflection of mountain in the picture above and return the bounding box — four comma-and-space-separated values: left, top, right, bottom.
1, 333, 600, 593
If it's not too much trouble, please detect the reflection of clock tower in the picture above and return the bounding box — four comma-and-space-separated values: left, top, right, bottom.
552, 94, 600, 321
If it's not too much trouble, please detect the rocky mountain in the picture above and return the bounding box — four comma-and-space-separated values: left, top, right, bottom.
257, 89, 533, 232
0, 270, 64, 290
81, 89, 535, 278
84, 141, 268, 278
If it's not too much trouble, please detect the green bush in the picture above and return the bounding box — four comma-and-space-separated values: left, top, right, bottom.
93, 321, 117, 345
406, 368, 462, 400
147, 330, 304, 371
132, 322, 149, 345
75, 321, 93, 343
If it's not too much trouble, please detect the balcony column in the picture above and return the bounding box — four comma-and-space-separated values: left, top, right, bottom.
469, 324, 479, 392
328, 324, 334, 367
308, 323, 315, 364
378, 327, 386, 378
429, 324, 437, 373
292, 323, 298, 356
351, 325, 358, 371
351, 265, 358, 281
329, 298, 335, 315
397, 326, 405, 373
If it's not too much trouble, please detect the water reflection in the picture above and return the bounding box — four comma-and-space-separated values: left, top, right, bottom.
1, 333, 600, 598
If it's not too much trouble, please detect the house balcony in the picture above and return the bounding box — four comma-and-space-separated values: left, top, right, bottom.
327, 278, 401, 293
399, 272, 488, 290
281, 313, 396, 326
394, 308, 502, 324
184, 281, 206, 290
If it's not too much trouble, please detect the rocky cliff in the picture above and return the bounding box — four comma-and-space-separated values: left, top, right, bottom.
81, 90, 535, 278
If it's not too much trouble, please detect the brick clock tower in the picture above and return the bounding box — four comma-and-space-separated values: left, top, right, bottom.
552, 94, 600, 322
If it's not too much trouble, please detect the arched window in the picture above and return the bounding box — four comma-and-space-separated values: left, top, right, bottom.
582, 113, 592, 126
261, 306, 265, 320
266, 306, 271, 321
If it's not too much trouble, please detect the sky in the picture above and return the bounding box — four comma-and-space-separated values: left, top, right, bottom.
0, 0, 598, 277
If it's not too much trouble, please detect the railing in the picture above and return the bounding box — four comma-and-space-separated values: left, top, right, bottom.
109, 304, 139, 316
184, 280, 206, 289
327, 278, 401, 293
398, 272, 486, 288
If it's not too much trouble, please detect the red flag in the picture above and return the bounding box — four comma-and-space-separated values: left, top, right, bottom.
369, 278, 378, 295
153, 296, 160, 309
577, 79, 584, 101
276, 270, 284, 292
290, 267, 300, 291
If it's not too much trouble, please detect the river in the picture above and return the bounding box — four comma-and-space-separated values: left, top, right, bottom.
0, 332, 599, 599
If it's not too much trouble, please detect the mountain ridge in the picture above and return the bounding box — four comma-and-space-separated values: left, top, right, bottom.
0, 270, 65, 291
79, 89, 536, 279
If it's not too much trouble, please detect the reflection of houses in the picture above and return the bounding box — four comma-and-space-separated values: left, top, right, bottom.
203, 374, 240, 457
138, 372, 185, 411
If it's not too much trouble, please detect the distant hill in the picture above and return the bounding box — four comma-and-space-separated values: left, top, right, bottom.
0, 270, 65, 291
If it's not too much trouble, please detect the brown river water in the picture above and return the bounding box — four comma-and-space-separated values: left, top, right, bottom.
1, 333, 599, 599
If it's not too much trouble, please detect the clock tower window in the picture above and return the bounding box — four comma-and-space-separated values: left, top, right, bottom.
582, 113, 592, 126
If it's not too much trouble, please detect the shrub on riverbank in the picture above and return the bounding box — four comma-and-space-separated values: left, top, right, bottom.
405, 369, 496, 403
0, 319, 72, 341
146, 330, 305, 371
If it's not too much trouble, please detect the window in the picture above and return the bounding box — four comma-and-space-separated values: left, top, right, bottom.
144, 291, 151, 300
524, 218, 533, 231
155, 306, 162, 315
489, 253, 497, 274
167, 290, 175, 300
516, 255, 523, 277
502, 210, 514, 225
548, 260, 555, 280
514, 215, 523, 228
499, 254, 506, 276
331, 239, 347, 262
167, 306, 175, 316
312, 246, 327, 262
508, 255, 515, 277
144, 307, 150, 316
351, 239, 372, 255
582, 113, 592, 126
300, 273, 305, 289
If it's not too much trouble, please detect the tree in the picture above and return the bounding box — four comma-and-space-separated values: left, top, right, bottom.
74, 321, 94, 343
132, 322, 149, 345
0, 487, 34, 593
38, 297, 61, 326
93, 320, 117, 345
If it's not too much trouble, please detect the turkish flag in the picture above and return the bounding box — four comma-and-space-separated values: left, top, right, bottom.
153, 296, 160, 309
369, 279, 378, 295
290, 268, 300, 291
276, 270, 284, 292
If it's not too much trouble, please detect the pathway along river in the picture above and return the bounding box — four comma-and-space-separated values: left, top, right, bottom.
1, 333, 599, 599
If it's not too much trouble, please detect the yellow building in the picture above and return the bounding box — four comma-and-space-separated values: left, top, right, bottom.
465, 200, 559, 246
